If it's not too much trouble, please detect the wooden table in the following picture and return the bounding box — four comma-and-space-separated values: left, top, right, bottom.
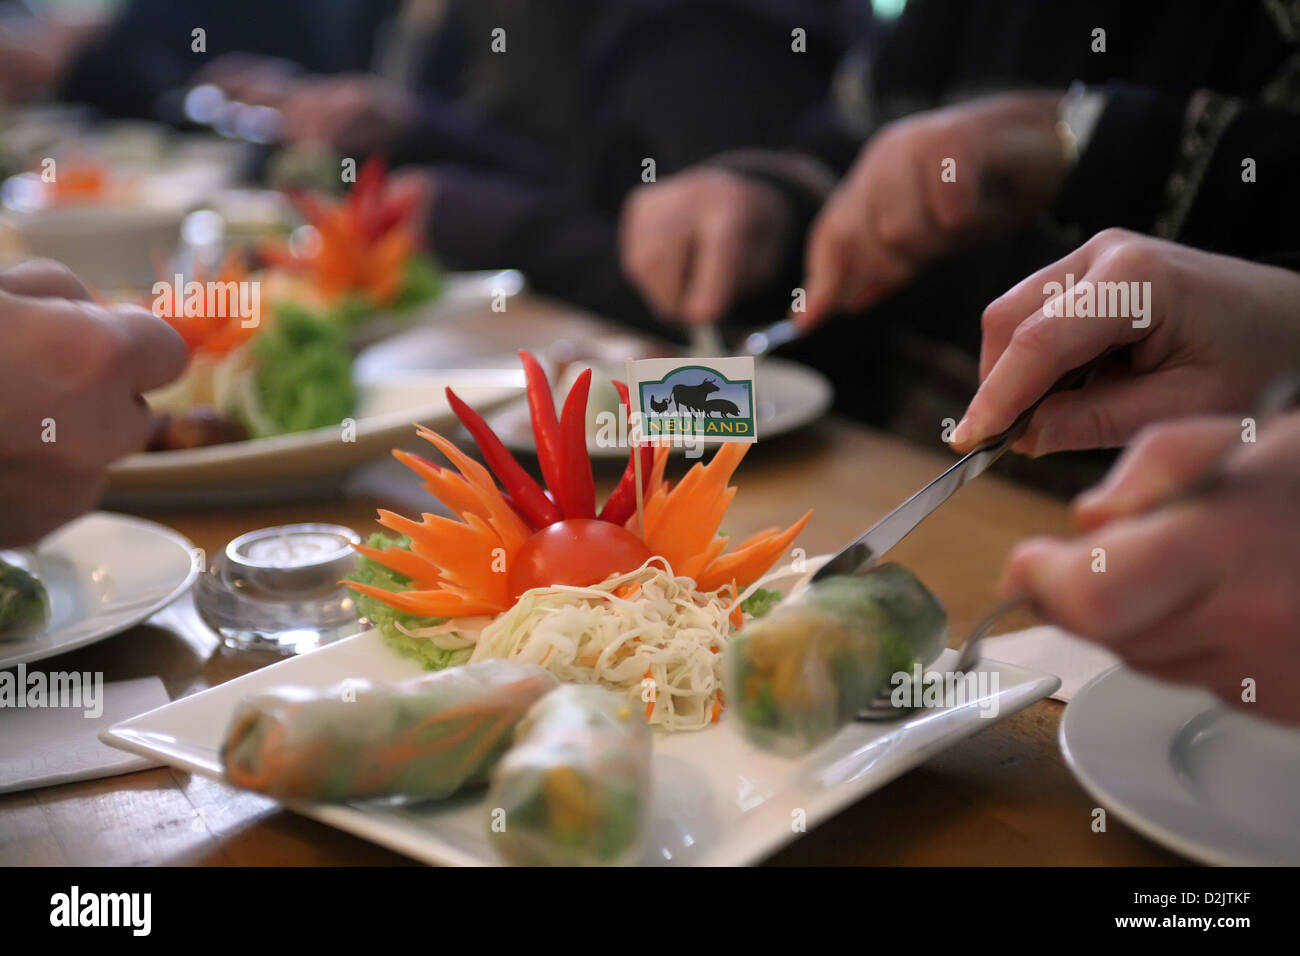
0, 298, 1187, 866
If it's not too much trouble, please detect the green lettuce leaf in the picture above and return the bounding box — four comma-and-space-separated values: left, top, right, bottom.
391, 255, 443, 310
250, 302, 356, 436
347, 533, 470, 670
319, 294, 375, 328
740, 588, 782, 620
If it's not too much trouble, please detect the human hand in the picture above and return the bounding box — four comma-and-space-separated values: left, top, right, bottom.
278, 74, 417, 154
952, 230, 1300, 454
1004, 412, 1300, 725
0, 17, 96, 104
193, 53, 303, 109
800, 92, 1068, 328
619, 167, 796, 324
0, 261, 186, 546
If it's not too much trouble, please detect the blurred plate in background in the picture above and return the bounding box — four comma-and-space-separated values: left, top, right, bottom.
487, 356, 834, 458
4, 203, 185, 290
105, 369, 523, 508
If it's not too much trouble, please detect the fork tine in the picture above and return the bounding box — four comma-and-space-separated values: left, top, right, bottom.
954, 594, 1026, 673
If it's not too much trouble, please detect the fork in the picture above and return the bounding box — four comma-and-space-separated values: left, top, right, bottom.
855, 369, 1300, 722
687, 318, 802, 360
736, 318, 800, 359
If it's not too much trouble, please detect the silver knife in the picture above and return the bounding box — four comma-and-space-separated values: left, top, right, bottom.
811, 430, 1015, 580
813, 361, 1100, 581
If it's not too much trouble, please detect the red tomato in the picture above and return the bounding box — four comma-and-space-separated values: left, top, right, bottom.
507, 519, 652, 600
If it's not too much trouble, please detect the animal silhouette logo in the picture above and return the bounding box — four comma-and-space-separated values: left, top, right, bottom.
671, 377, 720, 415
633, 361, 757, 442
703, 398, 740, 418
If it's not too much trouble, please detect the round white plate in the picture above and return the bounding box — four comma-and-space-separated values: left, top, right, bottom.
346, 270, 526, 351
105, 370, 524, 507
487, 356, 834, 458
0, 512, 198, 669
1061, 665, 1300, 865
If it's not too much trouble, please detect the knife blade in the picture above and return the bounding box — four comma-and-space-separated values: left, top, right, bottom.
812, 359, 1102, 581
811, 431, 1014, 581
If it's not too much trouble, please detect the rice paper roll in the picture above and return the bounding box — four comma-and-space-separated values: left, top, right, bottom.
726, 563, 947, 755
487, 685, 651, 866
0, 557, 50, 641
221, 659, 557, 804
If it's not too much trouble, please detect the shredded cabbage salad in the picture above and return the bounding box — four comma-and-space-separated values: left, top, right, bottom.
391, 558, 734, 731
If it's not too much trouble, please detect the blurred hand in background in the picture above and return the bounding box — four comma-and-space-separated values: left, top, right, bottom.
0, 12, 103, 104
193, 52, 305, 109
1005, 411, 1300, 725
618, 168, 797, 325
616, 92, 1070, 331
800, 92, 1069, 328
276, 73, 418, 154
953, 230, 1300, 455
197, 56, 419, 154
0, 261, 186, 547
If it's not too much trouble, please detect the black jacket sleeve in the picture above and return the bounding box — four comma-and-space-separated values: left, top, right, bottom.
579, 0, 845, 212
389, 92, 557, 182
1056, 79, 1300, 261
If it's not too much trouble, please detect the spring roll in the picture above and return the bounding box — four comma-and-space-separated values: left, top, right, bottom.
487, 685, 651, 867
0, 557, 50, 642
726, 563, 947, 755
221, 659, 557, 804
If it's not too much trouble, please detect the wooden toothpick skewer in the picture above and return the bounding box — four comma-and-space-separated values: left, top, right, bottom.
633, 439, 646, 540
627, 358, 646, 539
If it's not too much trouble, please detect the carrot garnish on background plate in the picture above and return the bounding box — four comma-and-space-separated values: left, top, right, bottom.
260, 156, 423, 307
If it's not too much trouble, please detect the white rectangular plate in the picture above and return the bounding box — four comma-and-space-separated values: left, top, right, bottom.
103, 630, 1059, 866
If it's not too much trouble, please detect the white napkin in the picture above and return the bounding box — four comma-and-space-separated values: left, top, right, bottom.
981, 625, 1120, 702
0, 675, 169, 794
